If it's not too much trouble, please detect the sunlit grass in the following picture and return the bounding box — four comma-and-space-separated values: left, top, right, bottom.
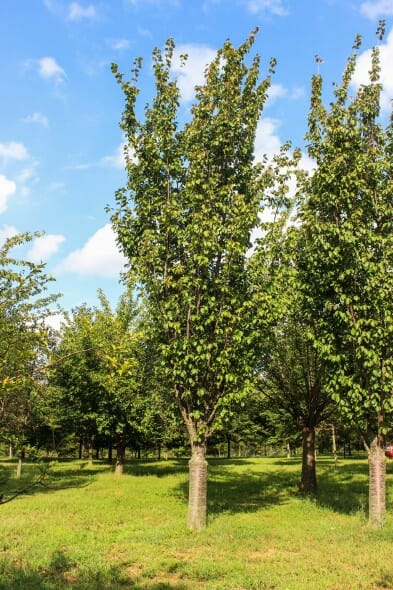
0, 456, 393, 589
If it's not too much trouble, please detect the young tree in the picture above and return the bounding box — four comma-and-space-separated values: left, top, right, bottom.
257, 315, 332, 493
110, 32, 278, 529
252, 219, 333, 493
92, 290, 149, 474
298, 25, 393, 525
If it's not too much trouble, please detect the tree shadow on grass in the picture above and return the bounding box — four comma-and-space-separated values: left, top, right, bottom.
267, 456, 371, 515
121, 457, 255, 478
315, 460, 369, 514
129, 457, 366, 517
0, 461, 105, 504
166, 460, 300, 517
0, 550, 189, 590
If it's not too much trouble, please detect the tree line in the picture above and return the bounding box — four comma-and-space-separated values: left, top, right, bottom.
1, 25, 392, 529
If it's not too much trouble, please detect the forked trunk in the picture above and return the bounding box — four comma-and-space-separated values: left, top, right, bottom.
187, 445, 208, 530
299, 426, 317, 493
368, 435, 386, 526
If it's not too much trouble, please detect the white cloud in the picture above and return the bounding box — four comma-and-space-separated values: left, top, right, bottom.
28, 56, 66, 85
0, 224, 18, 246
57, 224, 127, 277
244, 0, 288, 16
68, 2, 97, 21
254, 118, 282, 162
27, 234, 66, 263
0, 141, 29, 160
266, 83, 287, 106
0, 175, 16, 214
172, 43, 217, 102
23, 112, 49, 127
360, 0, 393, 19
352, 27, 393, 112
45, 312, 66, 332
107, 38, 131, 50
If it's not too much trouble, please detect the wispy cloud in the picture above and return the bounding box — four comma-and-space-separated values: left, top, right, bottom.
107, 38, 132, 51
56, 224, 126, 277
26, 56, 66, 85
70, 141, 129, 170
0, 141, 40, 199
0, 141, 29, 160
22, 112, 49, 127
39, 56, 66, 82
27, 234, 66, 263
360, 0, 393, 19
127, 0, 180, 7
243, 0, 288, 16
0, 176, 16, 214
68, 2, 97, 21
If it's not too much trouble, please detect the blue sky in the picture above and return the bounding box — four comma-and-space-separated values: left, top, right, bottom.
1, 0, 392, 323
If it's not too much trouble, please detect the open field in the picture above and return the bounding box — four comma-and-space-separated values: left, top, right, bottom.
1, 456, 393, 589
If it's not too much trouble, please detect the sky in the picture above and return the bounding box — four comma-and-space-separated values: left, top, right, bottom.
0, 0, 392, 324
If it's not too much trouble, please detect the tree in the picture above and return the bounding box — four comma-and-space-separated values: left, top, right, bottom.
50, 304, 103, 464
92, 289, 149, 474
298, 25, 393, 525
110, 31, 278, 529
258, 315, 332, 493
0, 232, 59, 471
252, 218, 333, 493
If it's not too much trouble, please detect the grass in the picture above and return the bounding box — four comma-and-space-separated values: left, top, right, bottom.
0, 455, 393, 589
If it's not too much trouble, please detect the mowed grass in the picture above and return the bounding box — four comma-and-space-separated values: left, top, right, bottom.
1, 456, 393, 589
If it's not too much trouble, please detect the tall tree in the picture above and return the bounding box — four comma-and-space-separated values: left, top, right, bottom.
110, 32, 278, 529
0, 232, 59, 462
298, 25, 393, 525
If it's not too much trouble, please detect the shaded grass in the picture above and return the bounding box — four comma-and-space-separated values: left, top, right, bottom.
0, 456, 393, 589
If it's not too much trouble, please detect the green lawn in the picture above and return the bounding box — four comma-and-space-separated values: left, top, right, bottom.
0, 456, 393, 589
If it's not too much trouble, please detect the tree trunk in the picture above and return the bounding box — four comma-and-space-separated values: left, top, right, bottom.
115, 436, 126, 476
331, 424, 338, 468
227, 435, 231, 459
368, 435, 386, 526
108, 438, 113, 463
286, 441, 291, 459
87, 437, 93, 466
187, 445, 208, 530
78, 436, 83, 460
9, 444, 13, 458
16, 457, 22, 479
299, 426, 317, 493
